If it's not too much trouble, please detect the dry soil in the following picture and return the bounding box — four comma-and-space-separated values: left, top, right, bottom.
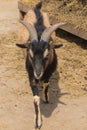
0, 0, 87, 130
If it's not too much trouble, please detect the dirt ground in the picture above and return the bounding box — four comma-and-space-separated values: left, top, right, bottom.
0, 0, 87, 130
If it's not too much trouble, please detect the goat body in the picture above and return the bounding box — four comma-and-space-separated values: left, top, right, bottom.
19, 2, 54, 44
17, 2, 66, 129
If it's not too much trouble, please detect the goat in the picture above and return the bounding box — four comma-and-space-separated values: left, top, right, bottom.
16, 2, 66, 129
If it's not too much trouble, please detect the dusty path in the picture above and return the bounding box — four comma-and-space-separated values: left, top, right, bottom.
0, 0, 87, 130
0, 0, 19, 34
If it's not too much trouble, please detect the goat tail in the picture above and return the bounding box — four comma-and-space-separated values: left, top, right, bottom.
35, 2, 42, 10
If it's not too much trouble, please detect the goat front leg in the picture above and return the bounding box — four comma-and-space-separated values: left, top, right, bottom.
32, 85, 42, 129
42, 82, 49, 103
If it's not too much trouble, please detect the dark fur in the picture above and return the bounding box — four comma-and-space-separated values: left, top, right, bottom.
17, 2, 58, 129
34, 2, 46, 40
26, 47, 57, 84
25, 2, 57, 84
41, 50, 57, 82
26, 2, 57, 84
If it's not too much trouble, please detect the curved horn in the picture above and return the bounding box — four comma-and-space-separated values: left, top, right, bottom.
20, 20, 38, 42
40, 22, 67, 42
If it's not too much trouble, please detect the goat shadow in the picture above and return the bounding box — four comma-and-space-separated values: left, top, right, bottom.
56, 29, 87, 50
39, 68, 67, 118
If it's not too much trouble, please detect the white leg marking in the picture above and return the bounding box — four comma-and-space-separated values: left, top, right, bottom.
33, 96, 42, 128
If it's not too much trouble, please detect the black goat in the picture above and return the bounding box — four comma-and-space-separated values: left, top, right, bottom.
16, 2, 66, 129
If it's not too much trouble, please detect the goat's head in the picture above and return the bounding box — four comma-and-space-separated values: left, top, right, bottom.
16, 20, 66, 79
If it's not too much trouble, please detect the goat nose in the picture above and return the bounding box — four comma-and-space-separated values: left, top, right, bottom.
36, 71, 41, 76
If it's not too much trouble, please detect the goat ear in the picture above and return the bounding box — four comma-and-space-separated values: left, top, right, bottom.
16, 43, 28, 49
51, 43, 63, 49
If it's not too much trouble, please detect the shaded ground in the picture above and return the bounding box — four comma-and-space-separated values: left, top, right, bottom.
0, 0, 87, 130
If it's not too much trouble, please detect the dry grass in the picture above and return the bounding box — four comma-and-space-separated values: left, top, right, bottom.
21, 0, 87, 30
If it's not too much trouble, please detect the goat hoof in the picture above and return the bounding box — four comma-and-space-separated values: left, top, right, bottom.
46, 100, 49, 104
38, 124, 42, 129
34, 118, 42, 129
35, 124, 42, 129
43, 100, 49, 104
35, 124, 38, 129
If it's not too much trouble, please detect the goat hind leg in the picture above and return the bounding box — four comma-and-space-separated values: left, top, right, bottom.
42, 82, 49, 103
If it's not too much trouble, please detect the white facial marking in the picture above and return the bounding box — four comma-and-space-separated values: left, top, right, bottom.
44, 49, 49, 58
29, 49, 34, 58
34, 71, 43, 79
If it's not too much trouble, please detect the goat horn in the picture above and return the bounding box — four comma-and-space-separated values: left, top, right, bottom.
19, 20, 38, 42
40, 22, 67, 42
